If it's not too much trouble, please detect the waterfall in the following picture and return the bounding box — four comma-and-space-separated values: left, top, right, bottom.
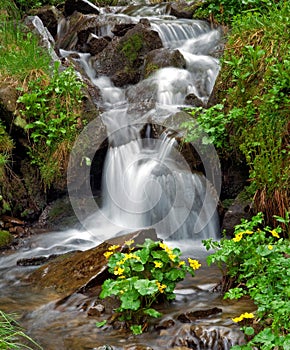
62, 6, 222, 243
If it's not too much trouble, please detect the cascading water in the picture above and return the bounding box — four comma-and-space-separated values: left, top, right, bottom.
63, 12, 222, 242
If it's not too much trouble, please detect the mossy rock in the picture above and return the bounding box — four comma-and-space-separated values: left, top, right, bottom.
0, 230, 13, 248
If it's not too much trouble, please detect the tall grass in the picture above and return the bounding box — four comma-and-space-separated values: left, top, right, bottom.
0, 310, 42, 349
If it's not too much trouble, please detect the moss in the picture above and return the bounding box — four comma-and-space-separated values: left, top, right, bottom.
120, 33, 143, 65
144, 63, 159, 79
0, 230, 13, 247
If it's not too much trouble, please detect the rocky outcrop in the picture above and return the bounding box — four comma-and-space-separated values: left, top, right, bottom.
93, 20, 163, 87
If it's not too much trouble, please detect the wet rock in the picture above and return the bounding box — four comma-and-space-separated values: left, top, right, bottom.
143, 48, 186, 79
23, 16, 59, 62
64, 0, 100, 17
155, 318, 175, 330
1, 215, 25, 226
172, 324, 245, 349
177, 307, 222, 323
17, 254, 63, 266
30, 5, 63, 38
87, 303, 105, 316
87, 34, 110, 55
56, 12, 100, 51
29, 228, 158, 295
93, 20, 163, 87
0, 85, 18, 114
111, 23, 136, 36
184, 92, 205, 107
170, 1, 194, 19
221, 189, 253, 236
124, 346, 153, 350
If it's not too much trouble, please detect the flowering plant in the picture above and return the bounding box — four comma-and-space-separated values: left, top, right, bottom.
98, 238, 200, 334
203, 212, 290, 349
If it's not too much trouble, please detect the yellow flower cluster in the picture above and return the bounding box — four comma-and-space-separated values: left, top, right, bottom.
104, 244, 121, 259
232, 230, 253, 242
117, 252, 141, 266
156, 281, 167, 293
159, 242, 177, 262
232, 312, 254, 323
114, 267, 124, 276
270, 229, 280, 238
188, 258, 201, 270
153, 261, 163, 268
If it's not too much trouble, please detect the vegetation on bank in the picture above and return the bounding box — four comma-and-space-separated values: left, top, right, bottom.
0, 0, 85, 216
182, 0, 290, 231
203, 213, 290, 349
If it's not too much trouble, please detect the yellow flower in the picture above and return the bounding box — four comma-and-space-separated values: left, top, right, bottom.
156, 281, 167, 293
233, 232, 243, 242
168, 253, 177, 262
159, 242, 170, 252
188, 258, 201, 270
270, 230, 280, 239
268, 245, 273, 250
124, 239, 134, 246
114, 267, 125, 276
232, 312, 254, 323
104, 251, 113, 259
178, 261, 185, 267
108, 244, 120, 251
153, 261, 163, 268
124, 253, 141, 261
245, 230, 253, 235
118, 275, 126, 279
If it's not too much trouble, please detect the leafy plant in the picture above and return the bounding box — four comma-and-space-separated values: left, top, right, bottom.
98, 239, 201, 334
17, 61, 84, 188
203, 213, 290, 349
0, 310, 42, 349
194, 0, 285, 25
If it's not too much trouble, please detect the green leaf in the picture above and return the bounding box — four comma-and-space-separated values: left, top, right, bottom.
96, 320, 107, 328
134, 279, 158, 296
165, 268, 185, 281
120, 296, 140, 310
130, 325, 142, 335
132, 262, 144, 272
243, 326, 255, 336
143, 308, 162, 318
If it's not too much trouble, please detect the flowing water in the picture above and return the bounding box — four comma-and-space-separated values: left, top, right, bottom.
0, 4, 253, 350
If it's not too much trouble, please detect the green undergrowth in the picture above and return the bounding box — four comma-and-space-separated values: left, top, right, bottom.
182, 2, 290, 226
0, 0, 85, 191
203, 212, 290, 349
17, 61, 84, 189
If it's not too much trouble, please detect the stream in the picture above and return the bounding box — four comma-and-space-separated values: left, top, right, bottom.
0, 2, 255, 349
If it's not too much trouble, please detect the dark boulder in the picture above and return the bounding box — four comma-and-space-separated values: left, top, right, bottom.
64, 0, 100, 17
30, 5, 63, 38
93, 20, 163, 87
143, 48, 186, 79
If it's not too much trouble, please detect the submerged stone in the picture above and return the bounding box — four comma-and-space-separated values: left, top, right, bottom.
28, 228, 157, 295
